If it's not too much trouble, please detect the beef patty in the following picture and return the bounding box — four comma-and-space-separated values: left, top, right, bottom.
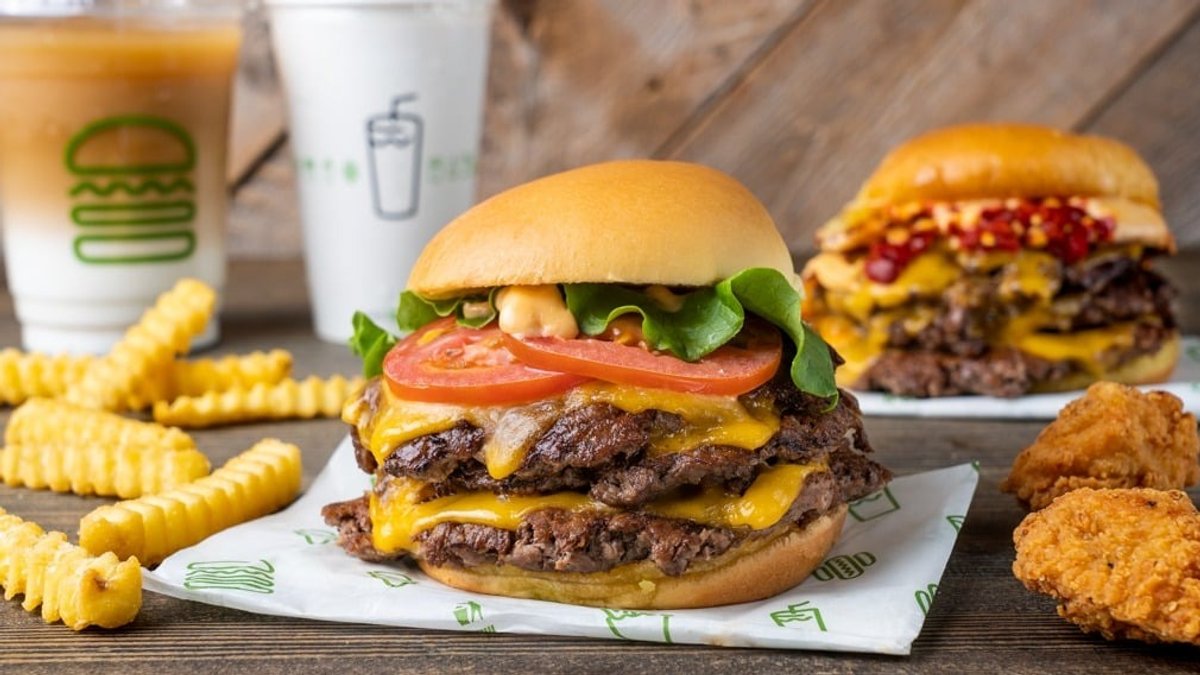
357, 375, 873, 508
855, 256, 1176, 398
862, 321, 1173, 398
884, 259, 1175, 359
322, 450, 887, 575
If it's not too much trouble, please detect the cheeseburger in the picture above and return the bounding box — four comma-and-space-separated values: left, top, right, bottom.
803, 124, 1178, 398
323, 160, 889, 609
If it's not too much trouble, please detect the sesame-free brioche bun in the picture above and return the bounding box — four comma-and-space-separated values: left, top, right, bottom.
418, 506, 846, 610
407, 160, 795, 299
818, 124, 1173, 252
857, 124, 1159, 208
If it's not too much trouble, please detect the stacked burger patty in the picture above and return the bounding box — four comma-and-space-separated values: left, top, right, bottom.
865, 255, 1174, 397
323, 371, 888, 576
803, 124, 1180, 399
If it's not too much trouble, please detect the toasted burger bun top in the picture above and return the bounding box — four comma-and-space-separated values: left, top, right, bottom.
818, 124, 1173, 253
407, 160, 794, 299
857, 123, 1159, 208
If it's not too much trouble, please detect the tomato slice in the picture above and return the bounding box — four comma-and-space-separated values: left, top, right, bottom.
383, 319, 590, 405
502, 321, 782, 396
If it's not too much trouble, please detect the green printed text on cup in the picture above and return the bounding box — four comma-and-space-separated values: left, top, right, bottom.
602, 609, 673, 643
769, 601, 827, 632
812, 551, 877, 581
849, 487, 901, 522
184, 559, 275, 594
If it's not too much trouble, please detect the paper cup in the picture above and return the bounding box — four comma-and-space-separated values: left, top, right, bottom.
0, 1, 241, 354
267, 0, 494, 343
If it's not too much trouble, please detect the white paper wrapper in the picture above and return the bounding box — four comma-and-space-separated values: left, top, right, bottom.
854, 335, 1200, 420
144, 437, 979, 654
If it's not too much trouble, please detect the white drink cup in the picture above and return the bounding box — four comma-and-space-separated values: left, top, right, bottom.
0, 1, 241, 354
267, 0, 493, 342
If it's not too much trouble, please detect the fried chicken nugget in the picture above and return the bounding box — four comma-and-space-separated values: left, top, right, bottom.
1013, 487, 1200, 644
1001, 382, 1199, 510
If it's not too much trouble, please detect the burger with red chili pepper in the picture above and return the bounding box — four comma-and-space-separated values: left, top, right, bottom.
322, 160, 890, 608
802, 123, 1178, 398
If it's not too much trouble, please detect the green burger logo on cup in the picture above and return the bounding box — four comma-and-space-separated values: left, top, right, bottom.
65, 115, 198, 264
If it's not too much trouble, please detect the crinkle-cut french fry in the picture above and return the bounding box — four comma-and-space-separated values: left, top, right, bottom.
0, 347, 294, 410
0, 508, 141, 630
0, 349, 90, 405
65, 278, 215, 411
171, 350, 293, 398
6, 398, 195, 453
0, 441, 210, 499
79, 439, 302, 566
152, 375, 364, 429
121, 350, 294, 411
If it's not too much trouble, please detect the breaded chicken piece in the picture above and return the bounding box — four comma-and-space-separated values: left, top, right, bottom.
1012, 488, 1200, 644
1001, 382, 1199, 510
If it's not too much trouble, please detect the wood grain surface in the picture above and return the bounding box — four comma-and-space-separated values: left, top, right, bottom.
1, 255, 1198, 674
227, 0, 1200, 259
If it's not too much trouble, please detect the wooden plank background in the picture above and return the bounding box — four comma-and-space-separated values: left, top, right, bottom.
226, 0, 1200, 259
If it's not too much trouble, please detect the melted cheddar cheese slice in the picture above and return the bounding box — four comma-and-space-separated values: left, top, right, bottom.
369, 461, 827, 554
344, 382, 780, 480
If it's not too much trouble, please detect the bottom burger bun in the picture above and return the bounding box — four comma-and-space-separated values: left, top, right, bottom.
1031, 332, 1180, 394
418, 506, 848, 610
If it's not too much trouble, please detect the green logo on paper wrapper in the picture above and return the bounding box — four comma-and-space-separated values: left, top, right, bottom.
64, 115, 198, 264
769, 601, 827, 632
1186, 343, 1200, 364
946, 515, 966, 532
915, 583, 938, 616
367, 570, 415, 588
454, 600, 495, 633
812, 551, 876, 581
602, 609, 673, 643
184, 560, 275, 594
848, 487, 901, 521
294, 528, 336, 545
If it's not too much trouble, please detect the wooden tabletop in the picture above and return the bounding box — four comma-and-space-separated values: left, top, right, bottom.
1, 256, 1198, 674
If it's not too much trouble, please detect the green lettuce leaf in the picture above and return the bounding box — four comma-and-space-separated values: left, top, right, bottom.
352, 290, 499, 376
565, 268, 837, 401
348, 311, 397, 377
351, 269, 837, 401
395, 289, 497, 332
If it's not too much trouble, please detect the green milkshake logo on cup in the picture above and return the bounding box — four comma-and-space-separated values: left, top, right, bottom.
64, 115, 198, 264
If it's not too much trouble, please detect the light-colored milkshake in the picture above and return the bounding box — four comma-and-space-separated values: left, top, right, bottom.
0, 10, 241, 353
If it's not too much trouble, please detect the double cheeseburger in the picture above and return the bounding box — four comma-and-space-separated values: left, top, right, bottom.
803, 124, 1178, 398
323, 160, 889, 609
